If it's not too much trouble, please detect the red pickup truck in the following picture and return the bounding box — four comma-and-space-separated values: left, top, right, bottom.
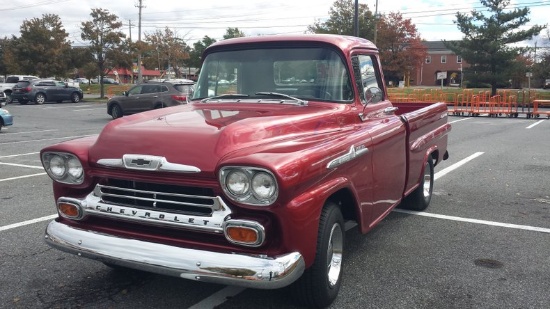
41, 34, 450, 307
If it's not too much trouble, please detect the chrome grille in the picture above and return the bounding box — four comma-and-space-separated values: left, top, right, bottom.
97, 179, 219, 216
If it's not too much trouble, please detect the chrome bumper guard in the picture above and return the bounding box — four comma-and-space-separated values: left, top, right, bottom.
45, 220, 305, 289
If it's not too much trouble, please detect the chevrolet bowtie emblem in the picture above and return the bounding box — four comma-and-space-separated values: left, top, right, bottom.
131, 158, 151, 166
123, 154, 162, 170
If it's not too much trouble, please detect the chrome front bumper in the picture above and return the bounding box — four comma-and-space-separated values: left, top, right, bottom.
45, 220, 305, 289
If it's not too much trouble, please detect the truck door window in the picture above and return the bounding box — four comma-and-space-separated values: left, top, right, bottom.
354, 55, 383, 104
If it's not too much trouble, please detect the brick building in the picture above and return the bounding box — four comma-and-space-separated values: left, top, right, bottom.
414, 41, 469, 87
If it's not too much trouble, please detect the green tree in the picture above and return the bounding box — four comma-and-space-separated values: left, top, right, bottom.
0, 37, 21, 75
15, 14, 71, 77
144, 28, 190, 77
446, 0, 545, 95
81, 8, 126, 98
188, 36, 217, 69
223, 27, 245, 40
307, 0, 375, 40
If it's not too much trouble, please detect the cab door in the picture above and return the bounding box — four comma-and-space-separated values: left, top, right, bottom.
352, 53, 407, 228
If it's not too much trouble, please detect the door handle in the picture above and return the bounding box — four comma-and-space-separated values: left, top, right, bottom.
383, 107, 398, 114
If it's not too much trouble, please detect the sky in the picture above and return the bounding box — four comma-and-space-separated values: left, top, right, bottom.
1, 0, 549, 47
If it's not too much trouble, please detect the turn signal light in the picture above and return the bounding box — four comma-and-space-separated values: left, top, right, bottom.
226, 226, 259, 244
58, 201, 81, 219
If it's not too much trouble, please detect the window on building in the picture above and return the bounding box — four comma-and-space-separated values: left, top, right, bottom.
425, 56, 431, 64
441, 55, 447, 64
457, 55, 462, 63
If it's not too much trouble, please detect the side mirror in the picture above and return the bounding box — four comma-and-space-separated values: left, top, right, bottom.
364, 87, 383, 104
64, 83, 69, 88
123, 91, 128, 96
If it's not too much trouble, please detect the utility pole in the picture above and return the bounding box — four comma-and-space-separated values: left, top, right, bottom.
354, 0, 359, 37
136, 0, 145, 83
373, 0, 379, 44
128, 20, 134, 42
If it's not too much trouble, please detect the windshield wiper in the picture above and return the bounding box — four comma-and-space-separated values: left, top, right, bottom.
201, 94, 249, 102
255, 92, 308, 106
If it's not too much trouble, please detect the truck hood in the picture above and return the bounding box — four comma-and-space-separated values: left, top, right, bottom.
89, 103, 344, 174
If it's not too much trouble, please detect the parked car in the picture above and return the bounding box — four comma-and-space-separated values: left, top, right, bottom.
103, 78, 119, 85
10, 79, 83, 104
544, 79, 550, 89
0, 91, 5, 106
107, 81, 194, 119
0, 75, 39, 103
0, 107, 13, 131
75, 78, 90, 84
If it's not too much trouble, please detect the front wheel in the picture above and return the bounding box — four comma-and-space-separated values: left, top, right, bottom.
400, 157, 434, 211
291, 202, 344, 308
71, 93, 80, 103
35, 93, 46, 104
111, 104, 123, 119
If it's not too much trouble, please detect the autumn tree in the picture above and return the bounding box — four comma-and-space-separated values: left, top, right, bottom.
0, 37, 21, 75
376, 12, 427, 86
144, 27, 190, 78
12, 14, 72, 77
223, 27, 245, 40
307, 0, 375, 40
446, 0, 545, 95
81, 8, 126, 98
188, 36, 217, 70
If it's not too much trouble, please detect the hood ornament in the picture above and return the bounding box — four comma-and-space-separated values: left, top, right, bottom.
97, 154, 201, 173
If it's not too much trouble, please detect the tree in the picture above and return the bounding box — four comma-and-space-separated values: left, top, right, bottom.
446, 0, 545, 95
376, 12, 427, 86
14, 14, 72, 77
0, 37, 21, 75
188, 36, 217, 70
223, 27, 245, 40
144, 27, 190, 78
307, 0, 375, 40
81, 8, 126, 98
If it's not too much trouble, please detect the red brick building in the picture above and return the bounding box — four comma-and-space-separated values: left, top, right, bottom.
414, 41, 469, 87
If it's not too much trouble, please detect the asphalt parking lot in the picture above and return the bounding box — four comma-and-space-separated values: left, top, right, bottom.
1, 101, 549, 308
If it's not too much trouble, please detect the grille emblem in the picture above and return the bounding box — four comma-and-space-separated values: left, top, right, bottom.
123, 154, 162, 170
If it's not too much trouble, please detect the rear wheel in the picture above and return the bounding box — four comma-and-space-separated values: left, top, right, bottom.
291, 201, 344, 308
6, 94, 12, 104
400, 157, 434, 211
35, 93, 46, 105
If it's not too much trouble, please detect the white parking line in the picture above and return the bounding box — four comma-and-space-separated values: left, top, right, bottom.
448, 118, 472, 124
0, 215, 57, 232
0, 129, 57, 135
393, 209, 550, 234
0, 172, 47, 182
434, 152, 484, 180
188, 286, 246, 309
0, 152, 39, 158
0, 162, 43, 169
526, 120, 545, 129
0, 134, 92, 145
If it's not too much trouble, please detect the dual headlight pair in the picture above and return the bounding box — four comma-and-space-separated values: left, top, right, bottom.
42, 152, 279, 206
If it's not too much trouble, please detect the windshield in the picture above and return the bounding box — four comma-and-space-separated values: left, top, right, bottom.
192, 47, 353, 103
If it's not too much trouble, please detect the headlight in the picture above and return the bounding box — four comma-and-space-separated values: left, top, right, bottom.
42, 152, 84, 184
220, 167, 278, 206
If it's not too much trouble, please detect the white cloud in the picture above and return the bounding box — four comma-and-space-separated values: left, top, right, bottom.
1, 0, 547, 45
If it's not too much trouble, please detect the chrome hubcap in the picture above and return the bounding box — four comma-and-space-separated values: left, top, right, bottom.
326, 223, 343, 287
422, 162, 432, 199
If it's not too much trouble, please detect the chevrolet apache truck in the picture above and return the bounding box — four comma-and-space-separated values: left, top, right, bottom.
41, 34, 450, 308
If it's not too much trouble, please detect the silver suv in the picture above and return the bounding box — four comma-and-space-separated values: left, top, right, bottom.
107, 81, 194, 119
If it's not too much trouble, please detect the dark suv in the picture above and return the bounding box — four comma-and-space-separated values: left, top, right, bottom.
107, 81, 194, 119
11, 79, 83, 104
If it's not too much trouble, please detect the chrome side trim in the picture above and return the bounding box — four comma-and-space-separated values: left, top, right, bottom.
45, 221, 305, 289
97, 154, 201, 173
326, 145, 369, 169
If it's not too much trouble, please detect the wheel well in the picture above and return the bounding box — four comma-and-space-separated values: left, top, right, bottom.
430, 150, 439, 166
326, 188, 358, 223
4, 90, 12, 95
